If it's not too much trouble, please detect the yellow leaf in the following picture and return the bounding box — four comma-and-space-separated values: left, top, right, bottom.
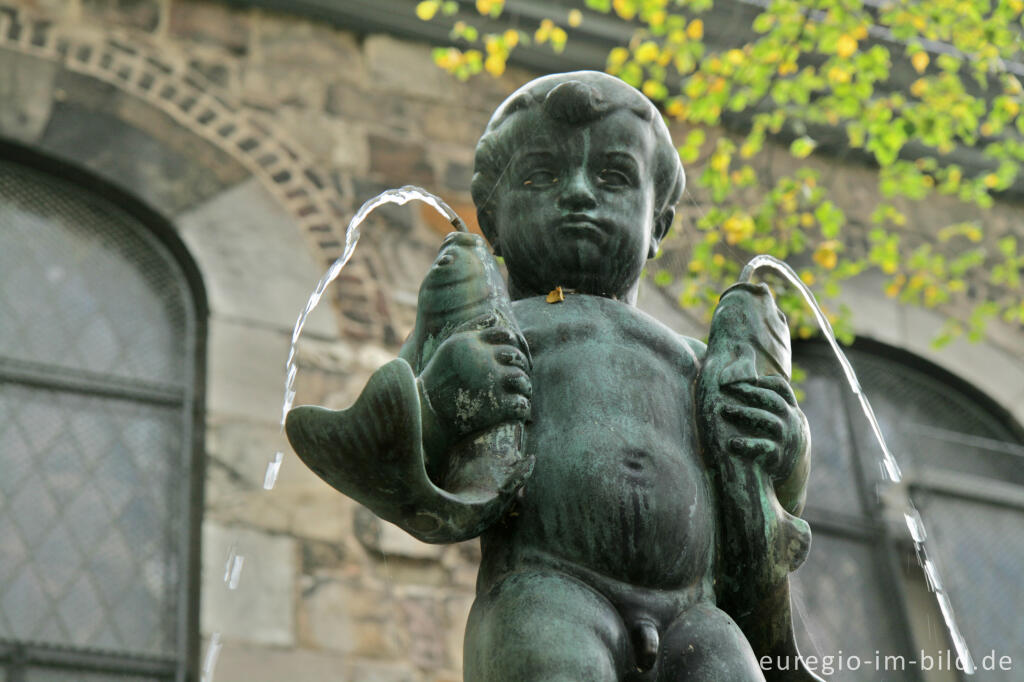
476, 0, 492, 15
910, 78, 928, 98
635, 41, 659, 64
712, 254, 726, 266
546, 286, 565, 303
800, 270, 816, 286
723, 214, 755, 244
778, 61, 798, 76
687, 19, 704, 40
568, 9, 583, 27
1005, 99, 1021, 117
885, 274, 906, 298
984, 173, 1000, 188
609, 47, 630, 67
485, 54, 506, 76
813, 240, 840, 270
837, 34, 858, 58
827, 66, 851, 84
727, 49, 745, 65
666, 99, 688, 118
504, 29, 519, 47
613, 0, 636, 20
912, 51, 929, 74
800, 212, 815, 228
415, 0, 438, 21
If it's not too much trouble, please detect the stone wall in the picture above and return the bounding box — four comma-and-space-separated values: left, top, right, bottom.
1, 2, 1022, 681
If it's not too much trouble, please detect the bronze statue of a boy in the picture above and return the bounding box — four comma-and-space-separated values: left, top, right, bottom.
287, 71, 819, 681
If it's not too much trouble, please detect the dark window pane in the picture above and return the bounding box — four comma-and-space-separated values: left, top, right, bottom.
0, 161, 190, 385
791, 533, 916, 681
0, 385, 183, 656
915, 494, 1024, 682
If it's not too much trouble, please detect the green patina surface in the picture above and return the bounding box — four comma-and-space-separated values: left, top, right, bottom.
287, 71, 822, 681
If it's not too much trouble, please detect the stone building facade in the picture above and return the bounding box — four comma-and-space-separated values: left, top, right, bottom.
0, 1, 1022, 681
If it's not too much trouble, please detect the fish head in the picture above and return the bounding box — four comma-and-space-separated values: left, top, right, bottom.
707, 282, 792, 383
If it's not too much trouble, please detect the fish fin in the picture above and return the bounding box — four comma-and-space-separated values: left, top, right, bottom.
286, 358, 520, 543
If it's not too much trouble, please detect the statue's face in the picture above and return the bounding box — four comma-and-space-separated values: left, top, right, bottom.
489, 109, 658, 302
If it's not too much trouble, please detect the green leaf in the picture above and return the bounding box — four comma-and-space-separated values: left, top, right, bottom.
790, 136, 817, 158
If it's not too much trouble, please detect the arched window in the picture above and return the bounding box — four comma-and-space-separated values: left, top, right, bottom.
0, 156, 204, 681
791, 340, 1024, 681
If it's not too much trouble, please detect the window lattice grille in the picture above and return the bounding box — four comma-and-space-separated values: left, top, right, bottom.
0, 160, 197, 680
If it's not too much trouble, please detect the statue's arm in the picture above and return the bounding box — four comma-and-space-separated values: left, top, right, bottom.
693, 337, 821, 681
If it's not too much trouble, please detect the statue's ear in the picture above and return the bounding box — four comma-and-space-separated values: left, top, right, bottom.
478, 210, 501, 256
649, 207, 675, 259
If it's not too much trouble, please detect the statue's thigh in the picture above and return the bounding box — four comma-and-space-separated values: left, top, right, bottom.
657, 602, 765, 682
464, 570, 629, 682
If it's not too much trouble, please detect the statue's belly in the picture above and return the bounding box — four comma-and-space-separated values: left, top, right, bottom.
514, 423, 714, 589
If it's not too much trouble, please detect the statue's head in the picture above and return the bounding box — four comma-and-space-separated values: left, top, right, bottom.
472, 71, 685, 302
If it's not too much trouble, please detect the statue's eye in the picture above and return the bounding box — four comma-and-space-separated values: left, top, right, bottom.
523, 169, 558, 187
598, 168, 631, 187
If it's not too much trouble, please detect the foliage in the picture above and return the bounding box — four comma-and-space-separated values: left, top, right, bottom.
415, 0, 1024, 346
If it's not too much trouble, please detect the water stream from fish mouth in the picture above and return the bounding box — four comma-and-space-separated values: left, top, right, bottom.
201, 186, 465, 682
740, 253, 975, 675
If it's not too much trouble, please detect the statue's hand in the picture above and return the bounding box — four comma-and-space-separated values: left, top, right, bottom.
418, 320, 532, 446
700, 374, 808, 483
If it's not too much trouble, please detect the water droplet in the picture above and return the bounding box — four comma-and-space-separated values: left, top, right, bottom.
201, 632, 223, 682
264, 451, 284, 490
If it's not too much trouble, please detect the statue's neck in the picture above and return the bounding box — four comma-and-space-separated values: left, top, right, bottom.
508, 278, 640, 306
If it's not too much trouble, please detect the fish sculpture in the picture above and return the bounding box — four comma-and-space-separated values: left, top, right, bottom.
698, 282, 822, 682
286, 231, 533, 544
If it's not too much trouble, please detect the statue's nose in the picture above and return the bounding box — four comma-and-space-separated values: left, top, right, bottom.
557, 168, 597, 211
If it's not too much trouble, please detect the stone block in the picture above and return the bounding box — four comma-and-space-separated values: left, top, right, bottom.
363, 34, 454, 101
200, 523, 296, 646
205, 315, 291, 421
420, 101, 491, 146
273, 108, 369, 171
369, 134, 435, 186
346, 661, 418, 682
325, 85, 421, 137
0, 52, 57, 144
398, 595, 446, 668
442, 161, 473, 194
169, 0, 250, 53
443, 593, 473, 670
203, 640, 347, 682
303, 578, 404, 658
176, 177, 338, 336
81, 0, 163, 31
255, 14, 364, 76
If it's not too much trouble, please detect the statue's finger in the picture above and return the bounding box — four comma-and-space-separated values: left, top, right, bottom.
720, 404, 783, 438
495, 346, 530, 371
481, 326, 517, 346
503, 371, 532, 398
729, 437, 778, 460
754, 375, 797, 406
506, 395, 531, 421
722, 381, 789, 414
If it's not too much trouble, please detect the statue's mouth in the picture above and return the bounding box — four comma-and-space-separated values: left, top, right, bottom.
558, 215, 606, 242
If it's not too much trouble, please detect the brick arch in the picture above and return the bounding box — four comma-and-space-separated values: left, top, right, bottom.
0, 7, 394, 342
